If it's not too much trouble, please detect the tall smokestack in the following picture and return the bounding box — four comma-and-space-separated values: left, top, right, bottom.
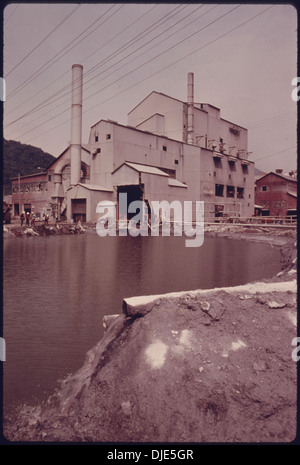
70, 64, 83, 186
187, 72, 194, 145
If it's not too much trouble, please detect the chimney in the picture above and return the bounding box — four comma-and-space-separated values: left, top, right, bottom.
70, 64, 83, 186
187, 72, 194, 144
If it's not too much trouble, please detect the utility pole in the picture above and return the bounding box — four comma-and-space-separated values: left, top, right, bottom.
18, 173, 21, 216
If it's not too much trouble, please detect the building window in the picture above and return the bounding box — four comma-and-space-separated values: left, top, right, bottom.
215, 204, 224, 217
215, 184, 224, 197
174, 159, 179, 165
242, 165, 248, 174
213, 158, 222, 168
106, 134, 111, 140
226, 185, 235, 198
261, 185, 269, 192
237, 187, 244, 199
48, 175, 51, 181
228, 160, 236, 172
95, 135, 98, 142
163, 145, 167, 151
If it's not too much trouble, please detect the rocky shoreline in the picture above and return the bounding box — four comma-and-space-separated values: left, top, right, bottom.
3, 226, 298, 443
3, 221, 86, 238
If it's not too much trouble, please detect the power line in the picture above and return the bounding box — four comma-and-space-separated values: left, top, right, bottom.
82, 4, 214, 93
246, 112, 296, 127
7, 4, 124, 99
5, 5, 81, 77
246, 112, 296, 129
12, 4, 278, 146
11, 5, 239, 140
254, 146, 297, 162
77, 5, 242, 110
83, 4, 190, 78
4, 4, 159, 120
5, 4, 206, 129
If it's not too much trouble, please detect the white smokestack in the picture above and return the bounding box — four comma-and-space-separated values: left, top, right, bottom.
187, 72, 194, 145
70, 64, 83, 186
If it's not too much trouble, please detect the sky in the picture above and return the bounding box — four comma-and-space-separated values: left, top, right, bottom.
3, 2, 298, 174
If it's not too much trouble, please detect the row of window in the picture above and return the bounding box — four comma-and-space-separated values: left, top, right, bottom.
12, 182, 47, 194
214, 158, 249, 174
94, 134, 111, 142
215, 184, 244, 199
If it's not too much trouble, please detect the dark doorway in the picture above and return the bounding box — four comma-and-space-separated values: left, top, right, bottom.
117, 185, 143, 221
72, 198, 86, 223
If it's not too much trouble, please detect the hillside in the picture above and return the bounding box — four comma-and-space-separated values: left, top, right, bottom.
3, 139, 56, 195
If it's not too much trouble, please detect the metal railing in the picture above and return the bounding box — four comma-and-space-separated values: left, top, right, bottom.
204, 215, 297, 229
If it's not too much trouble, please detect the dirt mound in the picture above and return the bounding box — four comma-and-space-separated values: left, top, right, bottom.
4, 277, 297, 443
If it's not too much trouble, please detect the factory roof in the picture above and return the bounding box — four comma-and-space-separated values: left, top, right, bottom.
168, 178, 187, 188
112, 161, 169, 177
77, 183, 113, 192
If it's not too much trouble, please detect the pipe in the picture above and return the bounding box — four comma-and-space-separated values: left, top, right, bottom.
187, 72, 194, 145
70, 64, 83, 186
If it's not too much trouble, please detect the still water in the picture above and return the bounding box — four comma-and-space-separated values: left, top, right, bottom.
3, 232, 282, 415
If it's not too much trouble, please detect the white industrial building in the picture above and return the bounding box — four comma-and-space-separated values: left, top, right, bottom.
12, 65, 254, 223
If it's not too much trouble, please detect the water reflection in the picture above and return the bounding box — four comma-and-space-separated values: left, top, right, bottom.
3, 232, 282, 414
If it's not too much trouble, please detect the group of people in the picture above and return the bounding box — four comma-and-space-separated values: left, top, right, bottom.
20, 211, 49, 227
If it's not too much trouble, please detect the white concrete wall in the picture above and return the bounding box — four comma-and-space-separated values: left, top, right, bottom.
128, 92, 184, 142
136, 113, 165, 136
199, 149, 254, 218
112, 164, 140, 186
66, 184, 113, 223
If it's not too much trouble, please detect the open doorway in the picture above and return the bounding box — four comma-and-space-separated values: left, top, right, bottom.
117, 185, 144, 221
71, 198, 86, 223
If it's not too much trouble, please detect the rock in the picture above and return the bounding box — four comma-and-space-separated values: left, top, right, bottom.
24, 228, 39, 236
253, 360, 268, 372
256, 295, 267, 304
200, 301, 210, 312
121, 401, 132, 416
267, 301, 286, 309
103, 314, 120, 331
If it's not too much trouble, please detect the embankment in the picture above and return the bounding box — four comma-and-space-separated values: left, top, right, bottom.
3, 227, 298, 443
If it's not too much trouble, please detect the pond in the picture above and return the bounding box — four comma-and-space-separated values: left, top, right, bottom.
3, 232, 283, 415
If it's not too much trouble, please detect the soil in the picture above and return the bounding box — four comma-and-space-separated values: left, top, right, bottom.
2, 226, 298, 444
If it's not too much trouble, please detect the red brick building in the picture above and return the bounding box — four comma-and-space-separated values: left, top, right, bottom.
255, 170, 297, 217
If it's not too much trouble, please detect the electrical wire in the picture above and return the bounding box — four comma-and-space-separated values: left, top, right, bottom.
254, 146, 297, 162
6, 4, 124, 98
9, 5, 279, 146
5, 3, 208, 130
5, 4, 228, 132
5, 5, 81, 77
4, 4, 159, 120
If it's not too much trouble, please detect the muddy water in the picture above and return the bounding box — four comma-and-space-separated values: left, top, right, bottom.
3, 232, 282, 415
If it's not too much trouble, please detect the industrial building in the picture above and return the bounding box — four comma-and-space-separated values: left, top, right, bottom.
255, 169, 297, 217
12, 66, 254, 223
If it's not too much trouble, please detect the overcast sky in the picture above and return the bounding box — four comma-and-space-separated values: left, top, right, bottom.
3, 2, 298, 174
